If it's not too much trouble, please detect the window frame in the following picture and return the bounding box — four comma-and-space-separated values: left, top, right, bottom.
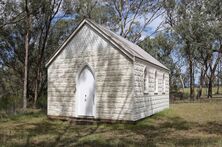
154, 70, 158, 94
163, 73, 166, 94
143, 67, 149, 94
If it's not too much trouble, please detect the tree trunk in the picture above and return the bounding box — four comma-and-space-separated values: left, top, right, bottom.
196, 70, 203, 99
216, 76, 220, 94
33, 77, 38, 108
33, 0, 62, 108
216, 61, 220, 94
189, 56, 194, 100
186, 39, 195, 100
205, 77, 208, 96
23, 0, 30, 110
199, 79, 203, 98
208, 77, 213, 98
179, 74, 185, 93
23, 30, 29, 109
34, 67, 40, 108
207, 57, 221, 98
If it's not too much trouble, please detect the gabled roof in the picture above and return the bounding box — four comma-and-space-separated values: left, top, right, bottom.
46, 19, 169, 70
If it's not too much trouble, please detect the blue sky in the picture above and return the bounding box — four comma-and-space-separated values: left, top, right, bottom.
141, 15, 165, 39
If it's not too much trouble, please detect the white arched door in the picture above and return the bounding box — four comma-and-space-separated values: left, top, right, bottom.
76, 66, 95, 116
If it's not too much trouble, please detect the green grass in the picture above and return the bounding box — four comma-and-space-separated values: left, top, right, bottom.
0, 99, 222, 146
182, 87, 222, 97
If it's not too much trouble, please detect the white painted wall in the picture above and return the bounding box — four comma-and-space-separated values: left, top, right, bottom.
47, 23, 170, 122
133, 58, 169, 121
47, 24, 134, 120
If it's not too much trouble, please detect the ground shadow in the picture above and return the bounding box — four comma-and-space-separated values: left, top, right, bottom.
1, 109, 222, 146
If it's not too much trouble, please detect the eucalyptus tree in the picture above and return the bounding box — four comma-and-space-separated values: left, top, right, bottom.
164, 0, 222, 98
164, 0, 197, 99
0, 0, 64, 108
190, 0, 222, 98
0, 0, 27, 108
23, 0, 31, 109
105, 0, 165, 43
63, 0, 165, 43
204, 0, 222, 98
31, 0, 63, 107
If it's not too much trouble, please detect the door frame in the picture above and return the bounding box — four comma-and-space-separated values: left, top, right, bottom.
75, 62, 96, 118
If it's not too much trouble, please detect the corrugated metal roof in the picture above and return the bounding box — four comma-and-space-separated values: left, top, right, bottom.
46, 19, 169, 70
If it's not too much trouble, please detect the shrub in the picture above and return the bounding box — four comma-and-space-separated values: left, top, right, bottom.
36, 95, 47, 110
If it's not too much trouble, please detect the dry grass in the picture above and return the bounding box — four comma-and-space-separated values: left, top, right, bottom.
0, 99, 222, 146
183, 87, 222, 97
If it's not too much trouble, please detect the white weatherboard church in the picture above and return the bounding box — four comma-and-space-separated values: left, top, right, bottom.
46, 19, 169, 122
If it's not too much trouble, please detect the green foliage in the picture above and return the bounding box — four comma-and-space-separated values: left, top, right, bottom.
0, 0, 66, 109
62, 0, 116, 26
0, 95, 22, 116
139, 32, 182, 92
163, 0, 222, 98
139, 32, 175, 67
0, 0, 168, 111
36, 95, 47, 110
1, 0, 222, 113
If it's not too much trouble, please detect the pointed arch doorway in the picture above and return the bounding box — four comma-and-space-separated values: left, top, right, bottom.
76, 65, 96, 117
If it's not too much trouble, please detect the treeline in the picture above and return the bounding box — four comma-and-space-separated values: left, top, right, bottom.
0, 0, 165, 112
141, 0, 222, 99
165, 0, 222, 99
0, 0, 222, 113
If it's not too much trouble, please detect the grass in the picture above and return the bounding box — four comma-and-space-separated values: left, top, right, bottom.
0, 99, 222, 146
182, 87, 222, 97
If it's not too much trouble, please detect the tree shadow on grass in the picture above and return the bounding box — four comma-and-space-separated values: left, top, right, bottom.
22, 120, 102, 147
1, 112, 222, 146
72, 115, 222, 146
202, 121, 222, 135
128, 115, 222, 146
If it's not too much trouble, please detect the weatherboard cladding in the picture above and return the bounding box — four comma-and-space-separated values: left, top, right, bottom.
47, 24, 134, 120
47, 19, 169, 121
133, 58, 169, 120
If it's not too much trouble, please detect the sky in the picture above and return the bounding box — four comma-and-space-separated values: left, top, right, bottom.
54, 1, 166, 40
141, 15, 165, 39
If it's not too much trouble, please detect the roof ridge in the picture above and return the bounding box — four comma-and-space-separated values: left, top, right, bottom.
46, 18, 169, 70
